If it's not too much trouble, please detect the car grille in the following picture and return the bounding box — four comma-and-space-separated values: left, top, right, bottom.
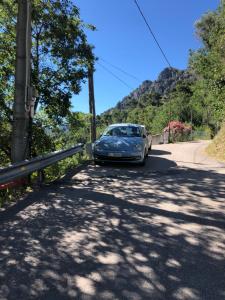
95, 154, 141, 161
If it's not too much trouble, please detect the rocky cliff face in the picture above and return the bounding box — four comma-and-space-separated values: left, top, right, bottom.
103, 67, 194, 114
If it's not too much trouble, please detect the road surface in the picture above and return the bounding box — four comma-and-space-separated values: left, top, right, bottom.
0, 141, 225, 300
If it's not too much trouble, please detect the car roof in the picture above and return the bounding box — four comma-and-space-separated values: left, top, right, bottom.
108, 123, 143, 128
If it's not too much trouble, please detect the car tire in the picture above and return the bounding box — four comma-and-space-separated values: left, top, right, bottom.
140, 150, 146, 166
139, 158, 146, 166
94, 160, 102, 166
145, 148, 148, 158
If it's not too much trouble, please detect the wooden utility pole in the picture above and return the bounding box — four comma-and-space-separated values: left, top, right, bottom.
11, 0, 32, 163
88, 66, 96, 143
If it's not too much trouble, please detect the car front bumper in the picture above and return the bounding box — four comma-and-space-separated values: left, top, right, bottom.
93, 150, 143, 163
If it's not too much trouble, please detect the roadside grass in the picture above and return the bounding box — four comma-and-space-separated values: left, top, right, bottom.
206, 123, 225, 162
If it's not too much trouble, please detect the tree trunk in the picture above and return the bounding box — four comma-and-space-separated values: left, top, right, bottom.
11, 0, 32, 163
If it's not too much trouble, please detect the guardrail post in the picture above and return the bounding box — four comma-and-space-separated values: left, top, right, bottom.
37, 170, 45, 185
85, 143, 93, 160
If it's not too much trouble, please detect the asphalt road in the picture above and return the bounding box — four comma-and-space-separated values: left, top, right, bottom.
0, 141, 225, 300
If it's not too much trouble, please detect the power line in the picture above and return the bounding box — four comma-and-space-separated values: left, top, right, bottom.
133, 0, 172, 68
96, 61, 134, 90
99, 57, 140, 81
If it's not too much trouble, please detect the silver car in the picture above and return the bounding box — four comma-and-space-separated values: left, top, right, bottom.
93, 123, 151, 165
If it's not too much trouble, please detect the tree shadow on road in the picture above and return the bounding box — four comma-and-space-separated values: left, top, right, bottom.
150, 149, 172, 156
0, 155, 225, 300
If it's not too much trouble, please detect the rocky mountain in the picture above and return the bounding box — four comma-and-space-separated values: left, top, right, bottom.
103, 67, 194, 115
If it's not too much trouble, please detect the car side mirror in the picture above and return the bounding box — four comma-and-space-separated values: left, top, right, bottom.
143, 134, 146, 138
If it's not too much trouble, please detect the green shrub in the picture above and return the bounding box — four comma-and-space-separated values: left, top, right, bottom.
206, 124, 225, 161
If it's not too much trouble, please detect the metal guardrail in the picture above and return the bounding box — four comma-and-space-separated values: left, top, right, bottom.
152, 134, 162, 145
152, 132, 169, 145
0, 143, 84, 185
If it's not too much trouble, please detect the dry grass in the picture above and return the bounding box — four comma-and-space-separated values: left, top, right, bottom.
206, 123, 225, 162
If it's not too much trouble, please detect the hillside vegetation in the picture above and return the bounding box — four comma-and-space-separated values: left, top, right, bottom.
206, 124, 225, 162
99, 3, 225, 136
99, 68, 196, 135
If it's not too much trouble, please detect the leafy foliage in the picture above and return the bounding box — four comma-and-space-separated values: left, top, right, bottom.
31, 0, 95, 121
190, 2, 225, 122
0, 0, 95, 163
207, 123, 225, 162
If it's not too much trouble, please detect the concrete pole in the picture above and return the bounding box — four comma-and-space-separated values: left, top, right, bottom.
11, 0, 32, 163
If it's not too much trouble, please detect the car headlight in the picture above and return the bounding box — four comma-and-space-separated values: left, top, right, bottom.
135, 144, 143, 152
94, 143, 101, 151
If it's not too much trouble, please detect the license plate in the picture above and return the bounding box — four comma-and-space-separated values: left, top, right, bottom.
108, 153, 122, 157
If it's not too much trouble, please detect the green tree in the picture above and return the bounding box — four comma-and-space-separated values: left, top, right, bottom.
0, 0, 95, 164
189, 2, 225, 123
31, 0, 95, 120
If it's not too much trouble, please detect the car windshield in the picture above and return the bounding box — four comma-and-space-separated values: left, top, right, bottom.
103, 126, 142, 137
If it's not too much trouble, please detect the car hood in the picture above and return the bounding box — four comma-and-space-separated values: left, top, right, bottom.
94, 136, 144, 151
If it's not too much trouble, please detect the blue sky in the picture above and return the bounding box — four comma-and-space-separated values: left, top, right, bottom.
72, 0, 220, 115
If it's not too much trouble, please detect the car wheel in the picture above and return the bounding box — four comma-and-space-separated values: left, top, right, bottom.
140, 151, 146, 166
139, 158, 146, 166
145, 148, 148, 158
94, 160, 102, 166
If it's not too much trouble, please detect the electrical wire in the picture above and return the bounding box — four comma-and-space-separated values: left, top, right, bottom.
99, 57, 140, 81
96, 61, 134, 90
134, 0, 172, 68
